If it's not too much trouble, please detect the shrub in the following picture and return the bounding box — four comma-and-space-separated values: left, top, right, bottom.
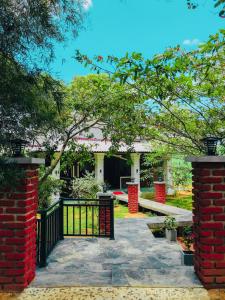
164, 216, 178, 230
140, 192, 155, 200
182, 226, 194, 251
38, 166, 64, 209
70, 172, 101, 199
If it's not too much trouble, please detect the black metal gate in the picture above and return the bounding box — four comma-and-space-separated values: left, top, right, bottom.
36, 197, 114, 267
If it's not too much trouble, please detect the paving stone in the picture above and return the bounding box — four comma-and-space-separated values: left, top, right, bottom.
32, 218, 201, 288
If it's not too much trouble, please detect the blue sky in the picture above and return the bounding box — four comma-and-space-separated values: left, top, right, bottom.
50, 0, 224, 83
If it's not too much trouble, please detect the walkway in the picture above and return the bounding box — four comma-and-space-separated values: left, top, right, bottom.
32, 218, 200, 288
116, 194, 193, 229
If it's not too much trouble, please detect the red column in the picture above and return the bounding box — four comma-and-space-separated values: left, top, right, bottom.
188, 156, 225, 289
127, 182, 138, 213
154, 181, 166, 204
0, 157, 44, 291
97, 193, 112, 236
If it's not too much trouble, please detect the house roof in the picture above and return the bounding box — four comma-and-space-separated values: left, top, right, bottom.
75, 137, 151, 153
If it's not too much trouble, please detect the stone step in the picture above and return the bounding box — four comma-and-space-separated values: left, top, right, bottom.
32, 269, 112, 287
111, 266, 202, 287
33, 266, 202, 288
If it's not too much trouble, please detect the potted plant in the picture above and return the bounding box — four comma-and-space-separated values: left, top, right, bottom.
181, 226, 194, 266
164, 216, 178, 242
152, 226, 165, 238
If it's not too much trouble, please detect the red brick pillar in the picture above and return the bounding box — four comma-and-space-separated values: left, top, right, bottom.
188, 156, 225, 289
97, 192, 112, 237
127, 182, 139, 213
0, 157, 44, 291
154, 181, 166, 204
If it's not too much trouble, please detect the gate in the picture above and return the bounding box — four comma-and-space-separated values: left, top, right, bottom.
36, 197, 114, 267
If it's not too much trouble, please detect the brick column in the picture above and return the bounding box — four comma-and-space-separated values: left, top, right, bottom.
97, 192, 112, 237
154, 181, 166, 204
127, 182, 138, 213
187, 156, 225, 289
0, 157, 44, 291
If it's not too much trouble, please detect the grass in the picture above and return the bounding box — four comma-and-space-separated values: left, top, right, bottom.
166, 194, 192, 211
114, 203, 129, 219
62, 202, 141, 235
62, 201, 157, 235
141, 191, 193, 211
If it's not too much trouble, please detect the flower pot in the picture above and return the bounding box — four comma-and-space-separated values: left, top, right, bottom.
181, 250, 194, 266
165, 228, 177, 242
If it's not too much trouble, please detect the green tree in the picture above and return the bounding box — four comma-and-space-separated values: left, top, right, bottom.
187, 0, 225, 17
0, 0, 86, 144
75, 30, 225, 155
40, 74, 147, 183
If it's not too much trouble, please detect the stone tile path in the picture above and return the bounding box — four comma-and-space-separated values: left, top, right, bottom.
32, 218, 201, 288
116, 194, 193, 229
116, 194, 192, 216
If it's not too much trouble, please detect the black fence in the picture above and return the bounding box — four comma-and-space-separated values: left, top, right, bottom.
62, 198, 114, 238
36, 197, 114, 267
36, 199, 64, 267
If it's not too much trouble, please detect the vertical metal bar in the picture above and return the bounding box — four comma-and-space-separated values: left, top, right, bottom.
92, 206, 94, 235
36, 219, 40, 265
59, 199, 64, 239
110, 197, 115, 240
54, 209, 57, 245
67, 205, 68, 235
86, 206, 88, 235
98, 201, 100, 237
48, 216, 50, 253
40, 211, 47, 267
46, 216, 49, 255
79, 205, 81, 235
73, 206, 75, 235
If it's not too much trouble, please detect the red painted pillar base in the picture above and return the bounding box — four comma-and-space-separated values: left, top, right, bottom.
154, 181, 166, 204
188, 156, 225, 289
0, 157, 44, 292
127, 182, 138, 213
97, 192, 112, 236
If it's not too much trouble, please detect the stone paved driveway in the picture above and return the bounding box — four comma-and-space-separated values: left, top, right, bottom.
32, 218, 202, 287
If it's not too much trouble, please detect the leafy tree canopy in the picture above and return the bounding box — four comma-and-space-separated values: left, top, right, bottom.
0, 0, 85, 67
186, 0, 225, 17
40, 74, 148, 183
0, 0, 86, 147
75, 30, 225, 155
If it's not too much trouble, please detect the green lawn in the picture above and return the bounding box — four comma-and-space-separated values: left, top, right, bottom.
114, 204, 129, 219
63, 203, 132, 235
141, 192, 193, 211
166, 195, 192, 211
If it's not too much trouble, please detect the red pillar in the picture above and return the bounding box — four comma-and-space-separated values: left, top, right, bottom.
97, 192, 112, 236
188, 156, 225, 289
154, 181, 166, 204
0, 157, 44, 291
127, 182, 138, 213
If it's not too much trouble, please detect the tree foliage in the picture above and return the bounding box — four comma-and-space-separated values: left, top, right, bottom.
0, 0, 86, 144
186, 0, 225, 18
0, 0, 85, 67
40, 73, 148, 183
75, 30, 225, 155
70, 172, 101, 199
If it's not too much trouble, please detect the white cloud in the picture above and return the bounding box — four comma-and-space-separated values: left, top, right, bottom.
83, 0, 92, 10
183, 38, 200, 46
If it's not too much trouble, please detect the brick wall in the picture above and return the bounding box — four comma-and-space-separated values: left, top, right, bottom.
154, 182, 166, 204
127, 183, 138, 213
192, 161, 225, 289
0, 159, 42, 291
98, 194, 112, 237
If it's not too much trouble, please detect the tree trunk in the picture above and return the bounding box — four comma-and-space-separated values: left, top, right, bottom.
39, 137, 69, 184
